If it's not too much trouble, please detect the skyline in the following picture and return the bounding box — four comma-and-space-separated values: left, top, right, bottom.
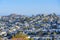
0, 0, 60, 16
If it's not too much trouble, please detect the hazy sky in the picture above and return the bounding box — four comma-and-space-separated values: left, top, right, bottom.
0, 0, 60, 16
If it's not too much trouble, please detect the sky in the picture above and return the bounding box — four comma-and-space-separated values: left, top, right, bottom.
0, 0, 60, 16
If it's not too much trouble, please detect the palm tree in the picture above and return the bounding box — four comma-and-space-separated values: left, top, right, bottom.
12, 32, 34, 40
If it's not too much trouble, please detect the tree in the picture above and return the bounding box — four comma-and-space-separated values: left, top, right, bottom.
12, 32, 34, 40
0, 36, 2, 40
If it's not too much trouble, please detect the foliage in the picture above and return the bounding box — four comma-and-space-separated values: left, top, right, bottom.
12, 32, 34, 40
